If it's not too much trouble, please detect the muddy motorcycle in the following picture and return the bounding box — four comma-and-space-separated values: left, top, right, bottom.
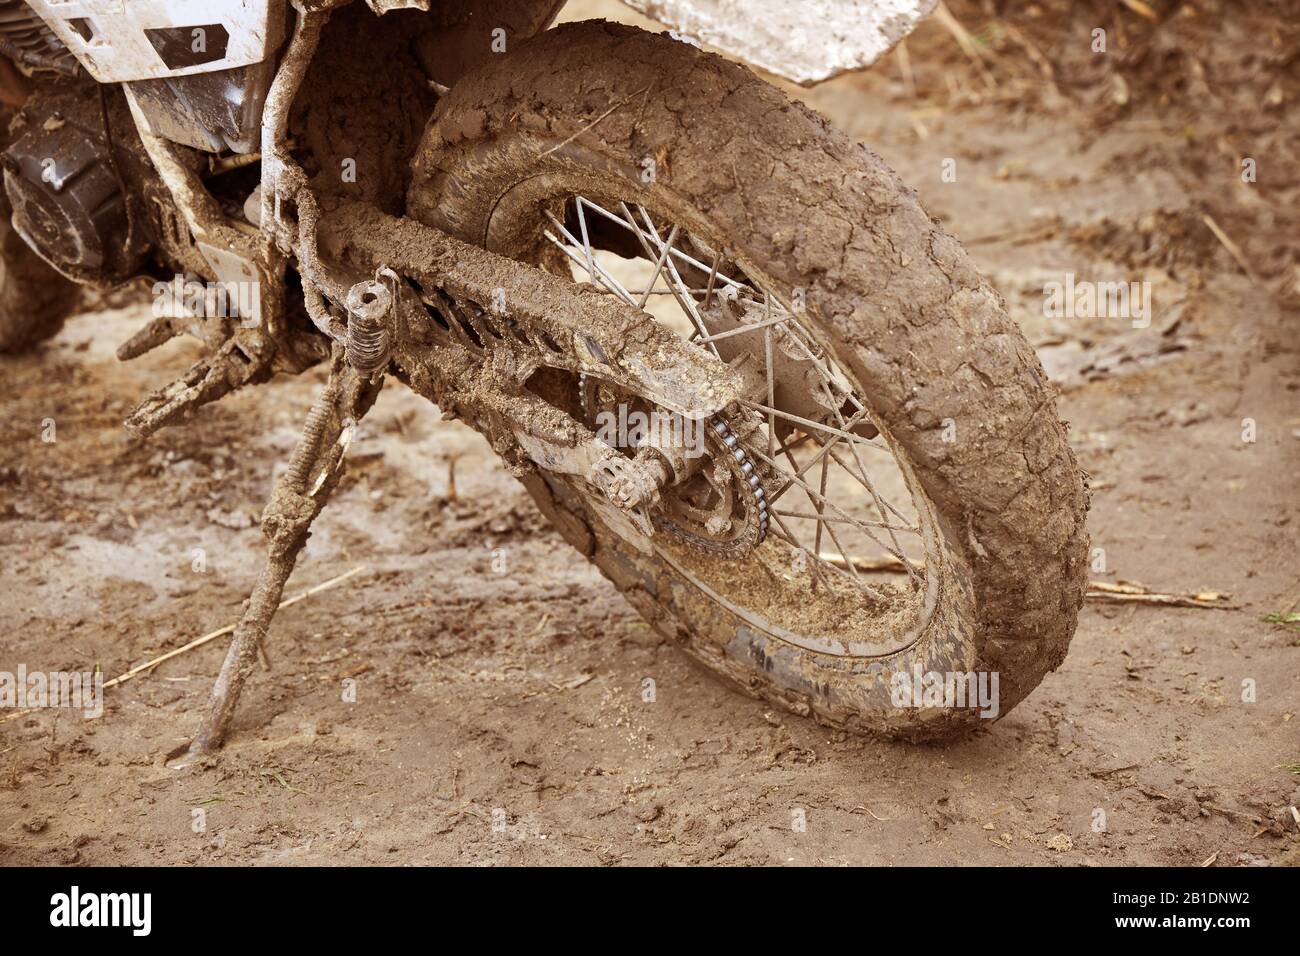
0, 0, 1088, 752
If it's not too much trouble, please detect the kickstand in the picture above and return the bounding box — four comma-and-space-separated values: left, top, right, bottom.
177, 347, 382, 759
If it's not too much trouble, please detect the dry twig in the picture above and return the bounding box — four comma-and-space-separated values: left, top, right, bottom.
0, 566, 367, 727
818, 553, 1237, 610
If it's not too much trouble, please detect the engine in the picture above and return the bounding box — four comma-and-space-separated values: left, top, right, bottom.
1, 86, 144, 283
0, 0, 77, 76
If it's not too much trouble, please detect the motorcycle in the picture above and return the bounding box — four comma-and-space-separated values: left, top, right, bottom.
0, 0, 1089, 753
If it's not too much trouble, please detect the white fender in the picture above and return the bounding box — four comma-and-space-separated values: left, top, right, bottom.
621, 0, 936, 85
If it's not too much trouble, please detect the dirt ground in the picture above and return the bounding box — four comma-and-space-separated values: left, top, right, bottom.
2, 1, 1298, 866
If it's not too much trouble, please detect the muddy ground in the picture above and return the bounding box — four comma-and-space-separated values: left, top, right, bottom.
2, 1, 1298, 866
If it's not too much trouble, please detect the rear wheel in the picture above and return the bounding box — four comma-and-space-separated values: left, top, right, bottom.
408, 21, 1089, 738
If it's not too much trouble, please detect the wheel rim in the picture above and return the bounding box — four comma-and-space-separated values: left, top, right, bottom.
490, 182, 945, 658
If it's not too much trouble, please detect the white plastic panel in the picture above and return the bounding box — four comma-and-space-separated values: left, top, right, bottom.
26, 0, 284, 82
621, 0, 937, 85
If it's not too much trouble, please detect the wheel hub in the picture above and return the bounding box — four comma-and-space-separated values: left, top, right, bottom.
580, 377, 769, 555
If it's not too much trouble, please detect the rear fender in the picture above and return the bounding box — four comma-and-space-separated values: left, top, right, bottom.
619, 0, 936, 85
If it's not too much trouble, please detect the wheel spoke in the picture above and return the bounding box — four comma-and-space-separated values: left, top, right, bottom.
748, 442, 920, 576
579, 197, 752, 295
576, 197, 598, 288
817, 382, 919, 586
702, 247, 722, 310
542, 212, 638, 306
738, 399, 887, 452
826, 444, 916, 530
813, 450, 829, 562
635, 219, 678, 310
625, 204, 724, 361
539, 193, 933, 608
765, 509, 841, 595
766, 405, 873, 506
777, 441, 874, 590
695, 313, 791, 344
764, 321, 776, 458
773, 510, 917, 534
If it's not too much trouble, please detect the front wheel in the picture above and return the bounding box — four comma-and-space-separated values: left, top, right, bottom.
407, 21, 1089, 739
